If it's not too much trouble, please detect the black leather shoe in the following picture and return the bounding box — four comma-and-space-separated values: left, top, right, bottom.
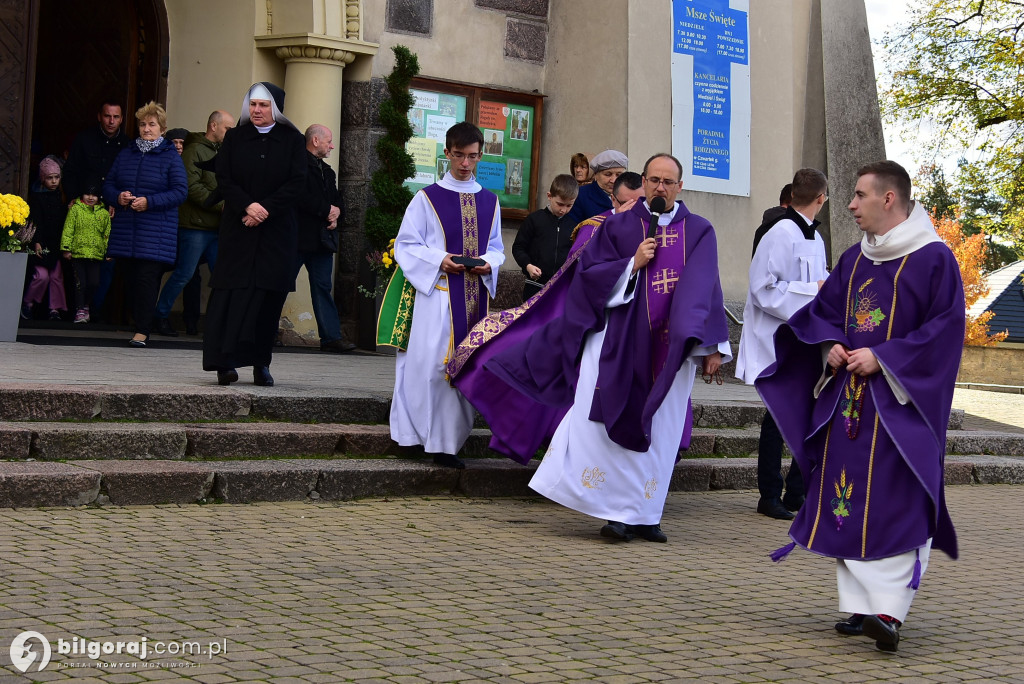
253, 366, 274, 387
600, 521, 633, 541
154, 318, 179, 337
862, 614, 901, 652
834, 614, 865, 636
185, 321, 199, 336
783, 494, 806, 512
633, 524, 668, 542
432, 452, 465, 469
757, 498, 796, 520
128, 337, 147, 348
217, 369, 238, 386
320, 338, 357, 353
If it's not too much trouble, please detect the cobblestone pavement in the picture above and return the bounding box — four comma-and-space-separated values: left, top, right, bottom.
1, 486, 1021, 683
951, 388, 1024, 434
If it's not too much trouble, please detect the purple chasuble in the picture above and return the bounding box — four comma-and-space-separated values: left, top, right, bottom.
568, 210, 613, 260
422, 184, 497, 344
486, 199, 728, 454
756, 242, 964, 561
446, 217, 604, 462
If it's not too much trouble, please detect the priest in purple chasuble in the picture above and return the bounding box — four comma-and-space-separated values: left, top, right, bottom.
757, 161, 965, 652
447, 172, 647, 463
480, 154, 731, 543
389, 122, 504, 469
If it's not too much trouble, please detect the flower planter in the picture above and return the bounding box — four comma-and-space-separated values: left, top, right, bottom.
0, 251, 28, 342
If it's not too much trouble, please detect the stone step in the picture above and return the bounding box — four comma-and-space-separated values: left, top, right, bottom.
0, 384, 391, 424
0, 455, 1019, 508
1, 420, 1014, 462
0, 384, 966, 431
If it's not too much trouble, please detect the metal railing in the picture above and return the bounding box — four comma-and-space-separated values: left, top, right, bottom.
724, 304, 743, 326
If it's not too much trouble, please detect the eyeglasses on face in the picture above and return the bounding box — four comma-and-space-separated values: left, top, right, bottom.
449, 152, 482, 162
645, 176, 680, 188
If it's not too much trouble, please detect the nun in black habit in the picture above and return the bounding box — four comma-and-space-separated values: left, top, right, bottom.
202, 82, 306, 386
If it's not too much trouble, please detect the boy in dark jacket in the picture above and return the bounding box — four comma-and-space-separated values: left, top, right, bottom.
511, 174, 578, 301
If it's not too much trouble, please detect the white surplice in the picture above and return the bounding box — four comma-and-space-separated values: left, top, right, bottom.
390, 173, 504, 454
736, 214, 828, 384
529, 208, 732, 525
837, 541, 932, 623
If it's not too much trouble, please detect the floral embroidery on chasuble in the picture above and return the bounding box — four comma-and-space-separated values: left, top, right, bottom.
794, 253, 933, 561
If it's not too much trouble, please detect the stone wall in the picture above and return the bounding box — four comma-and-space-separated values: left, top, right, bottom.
338, 76, 389, 348
958, 344, 1024, 387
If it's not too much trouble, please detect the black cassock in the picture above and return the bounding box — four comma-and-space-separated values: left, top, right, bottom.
202, 121, 306, 371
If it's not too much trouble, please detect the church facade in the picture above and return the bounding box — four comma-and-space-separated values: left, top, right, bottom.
1, 0, 884, 345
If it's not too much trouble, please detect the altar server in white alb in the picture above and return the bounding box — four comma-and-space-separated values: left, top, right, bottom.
736, 168, 830, 520
389, 122, 504, 469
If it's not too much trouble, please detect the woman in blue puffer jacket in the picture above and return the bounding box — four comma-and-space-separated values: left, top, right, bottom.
103, 101, 187, 347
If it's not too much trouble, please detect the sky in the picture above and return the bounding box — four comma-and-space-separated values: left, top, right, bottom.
863, 0, 916, 166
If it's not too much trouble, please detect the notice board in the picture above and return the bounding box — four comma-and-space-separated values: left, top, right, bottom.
403, 77, 544, 219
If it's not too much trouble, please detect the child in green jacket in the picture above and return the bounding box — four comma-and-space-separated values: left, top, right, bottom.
61, 186, 111, 324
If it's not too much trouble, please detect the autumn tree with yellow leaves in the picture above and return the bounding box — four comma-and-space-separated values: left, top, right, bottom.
934, 216, 1008, 347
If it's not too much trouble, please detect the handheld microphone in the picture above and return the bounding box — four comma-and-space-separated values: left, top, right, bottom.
647, 196, 668, 239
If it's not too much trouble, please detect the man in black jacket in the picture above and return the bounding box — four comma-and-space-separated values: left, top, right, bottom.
63, 100, 132, 320
63, 100, 132, 206
293, 124, 355, 353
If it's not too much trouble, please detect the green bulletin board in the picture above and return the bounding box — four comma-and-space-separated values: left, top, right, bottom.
404, 89, 467, 193
476, 100, 534, 211
404, 90, 535, 212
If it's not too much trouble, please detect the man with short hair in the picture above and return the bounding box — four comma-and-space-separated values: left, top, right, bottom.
485, 153, 731, 542
63, 100, 133, 320
758, 160, 965, 652
760, 183, 793, 227
292, 124, 356, 353
564, 149, 628, 228
63, 100, 132, 203
154, 110, 235, 337
385, 122, 505, 469
736, 168, 829, 520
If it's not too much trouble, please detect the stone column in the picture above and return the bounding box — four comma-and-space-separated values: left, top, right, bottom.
819, 0, 886, 262
253, 31, 376, 346
272, 46, 352, 346
274, 46, 355, 176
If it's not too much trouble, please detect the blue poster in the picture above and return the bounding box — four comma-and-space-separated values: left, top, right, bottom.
475, 161, 505, 191
671, 0, 750, 196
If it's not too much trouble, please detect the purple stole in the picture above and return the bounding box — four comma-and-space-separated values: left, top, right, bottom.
644, 214, 688, 382
422, 183, 498, 345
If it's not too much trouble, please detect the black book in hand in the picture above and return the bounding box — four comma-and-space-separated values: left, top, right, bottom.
451, 255, 486, 269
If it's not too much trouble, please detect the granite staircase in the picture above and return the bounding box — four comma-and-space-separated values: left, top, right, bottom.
1, 383, 1022, 507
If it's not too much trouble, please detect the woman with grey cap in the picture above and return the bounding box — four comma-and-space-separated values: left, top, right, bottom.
564, 149, 627, 228
202, 82, 306, 387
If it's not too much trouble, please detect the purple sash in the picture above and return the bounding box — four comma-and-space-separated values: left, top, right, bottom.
645, 216, 687, 380
422, 184, 498, 344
